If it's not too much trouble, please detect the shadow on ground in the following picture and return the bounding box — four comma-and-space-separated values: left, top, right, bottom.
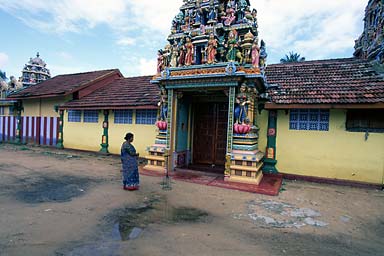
1, 174, 100, 204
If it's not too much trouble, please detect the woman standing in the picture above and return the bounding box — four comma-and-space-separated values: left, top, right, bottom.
121, 133, 140, 191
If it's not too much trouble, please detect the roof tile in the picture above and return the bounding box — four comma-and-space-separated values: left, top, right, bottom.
265, 58, 384, 105
61, 76, 159, 109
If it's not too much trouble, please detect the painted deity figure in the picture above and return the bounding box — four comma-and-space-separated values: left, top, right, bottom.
206, 33, 218, 64
218, 3, 226, 23
194, 8, 203, 25
252, 9, 258, 28
163, 43, 172, 68
157, 50, 164, 74
234, 83, 251, 124
223, 2, 236, 26
184, 37, 194, 66
158, 87, 168, 121
237, 0, 248, 22
251, 38, 260, 68
178, 38, 186, 66
226, 29, 240, 62
208, 5, 217, 23
259, 39, 267, 68
170, 41, 179, 67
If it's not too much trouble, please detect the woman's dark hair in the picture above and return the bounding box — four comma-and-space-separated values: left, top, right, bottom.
124, 132, 134, 141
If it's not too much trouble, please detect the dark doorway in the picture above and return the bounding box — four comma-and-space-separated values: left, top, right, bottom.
192, 102, 228, 170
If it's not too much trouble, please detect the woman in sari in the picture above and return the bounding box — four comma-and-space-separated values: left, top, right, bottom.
121, 133, 140, 191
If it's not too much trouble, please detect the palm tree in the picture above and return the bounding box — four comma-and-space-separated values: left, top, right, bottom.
280, 52, 305, 63
0, 70, 7, 81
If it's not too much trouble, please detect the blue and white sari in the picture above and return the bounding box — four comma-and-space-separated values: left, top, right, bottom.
121, 141, 139, 188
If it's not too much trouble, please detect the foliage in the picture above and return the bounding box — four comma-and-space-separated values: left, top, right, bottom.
280, 52, 306, 63
0, 70, 7, 81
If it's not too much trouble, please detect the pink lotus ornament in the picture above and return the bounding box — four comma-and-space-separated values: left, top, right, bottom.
233, 123, 251, 134
156, 120, 167, 130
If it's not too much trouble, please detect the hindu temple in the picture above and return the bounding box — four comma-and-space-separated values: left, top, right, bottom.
20, 52, 51, 87
354, 0, 384, 63
144, 0, 267, 184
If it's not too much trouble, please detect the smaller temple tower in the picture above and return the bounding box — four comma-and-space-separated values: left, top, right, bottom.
21, 52, 51, 87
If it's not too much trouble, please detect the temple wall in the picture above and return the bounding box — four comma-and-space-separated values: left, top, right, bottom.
63, 111, 102, 152
108, 111, 158, 156
275, 109, 384, 185
63, 110, 157, 156
22, 96, 70, 117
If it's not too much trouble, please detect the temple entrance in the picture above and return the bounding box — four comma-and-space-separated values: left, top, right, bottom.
192, 102, 228, 171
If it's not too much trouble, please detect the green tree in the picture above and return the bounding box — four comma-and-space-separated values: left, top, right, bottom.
280, 52, 305, 63
0, 70, 7, 81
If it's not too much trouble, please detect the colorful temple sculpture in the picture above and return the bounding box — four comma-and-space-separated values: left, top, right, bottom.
145, 0, 267, 184
354, 0, 384, 63
20, 52, 51, 87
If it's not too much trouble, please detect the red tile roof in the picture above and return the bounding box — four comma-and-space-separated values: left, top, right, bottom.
8, 69, 121, 99
265, 58, 384, 107
60, 76, 159, 109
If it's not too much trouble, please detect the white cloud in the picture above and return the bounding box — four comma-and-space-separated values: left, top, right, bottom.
0, 52, 9, 68
138, 58, 156, 76
116, 37, 136, 46
0, 0, 128, 33
0, 0, 368, 69
254, 0, 366, 62
57, 51, 74, 61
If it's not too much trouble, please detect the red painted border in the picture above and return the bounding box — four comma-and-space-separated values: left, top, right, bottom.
2, 116, 5, 141
36, 117, 41, 145
49, 117, 54, 145
282, 173, 383, 190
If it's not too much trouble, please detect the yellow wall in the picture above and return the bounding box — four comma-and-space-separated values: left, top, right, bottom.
257, 110, 268, 152
63, 111, 103, 152
22, 96, 71, 117
109, 111, 158, 156
63, 110, 158, 156
275, 109, 384, 184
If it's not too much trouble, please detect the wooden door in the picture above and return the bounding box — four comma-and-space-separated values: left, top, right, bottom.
193, 102, 228, 165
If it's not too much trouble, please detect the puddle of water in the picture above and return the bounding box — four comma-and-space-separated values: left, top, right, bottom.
104, 194, 210, 241
13, 175, 98, 203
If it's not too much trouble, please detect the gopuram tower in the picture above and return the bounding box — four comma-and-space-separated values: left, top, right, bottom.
21, 52, 51, 87
145, 0, 267, 185
354, 0, 384, 63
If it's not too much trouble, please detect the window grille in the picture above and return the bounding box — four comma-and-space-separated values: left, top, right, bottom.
135, 109, 157, 125
83, 110, 99, 123
68, 110, 81, 122
114, 110, 133, 124
289, 109, 329, 131
346, 109, 384, 132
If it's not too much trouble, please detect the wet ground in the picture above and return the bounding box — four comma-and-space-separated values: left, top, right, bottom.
0, 143, 383, 256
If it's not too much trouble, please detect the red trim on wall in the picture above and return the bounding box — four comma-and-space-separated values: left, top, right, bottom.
49, 117, 54, 145
2, 116, 5, 141
25, 116, 29, 144
7, 116, 11, 141
56, 117, 60, 145
36, 117, 41, 145
265, 102, 384, 110
282, 173, 383, 189
43, 117, 47, 145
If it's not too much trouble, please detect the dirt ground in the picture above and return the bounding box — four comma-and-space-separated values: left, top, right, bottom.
0, 143, 383, 256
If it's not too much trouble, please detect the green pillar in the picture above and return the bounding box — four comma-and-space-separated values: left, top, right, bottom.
225, 86, 236, 178
14, 101, 22, 144
56, 109, 64, 149
263, 110, 279, 174
100, 110, 109, 154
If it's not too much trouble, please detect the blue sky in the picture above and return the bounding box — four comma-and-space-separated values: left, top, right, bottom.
0, 0, 367, 79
